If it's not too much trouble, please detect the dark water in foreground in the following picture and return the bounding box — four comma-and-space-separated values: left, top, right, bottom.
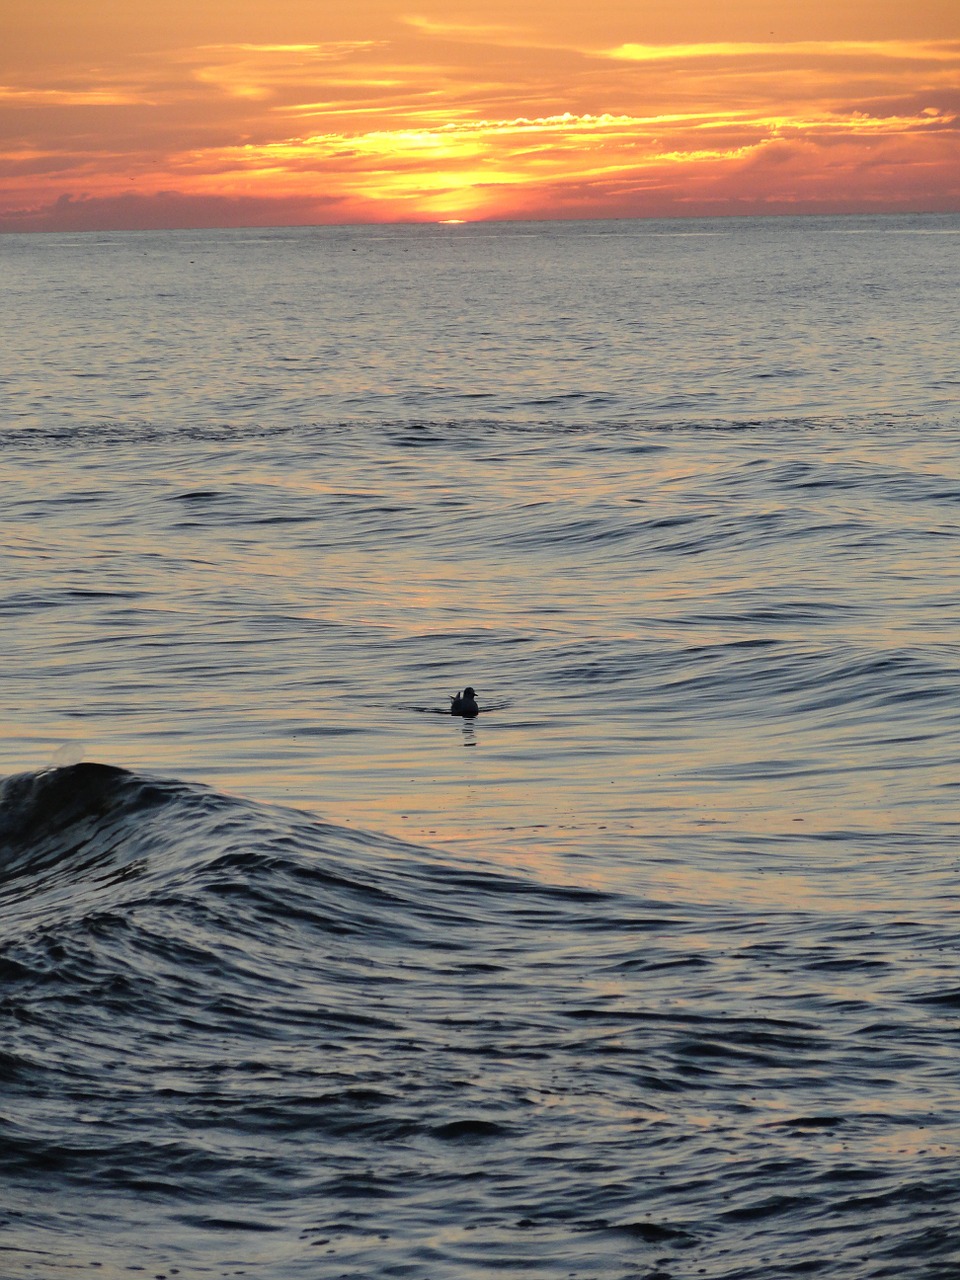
4, 761, 960, 1280
1, 215, 959, 1277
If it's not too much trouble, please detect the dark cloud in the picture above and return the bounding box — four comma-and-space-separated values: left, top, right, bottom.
0, 188, 345, 232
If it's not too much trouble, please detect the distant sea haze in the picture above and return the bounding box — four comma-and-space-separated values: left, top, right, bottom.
1, 214, 959, 1279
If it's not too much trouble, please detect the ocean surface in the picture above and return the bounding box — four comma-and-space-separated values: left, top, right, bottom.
1, 214, 959, 1279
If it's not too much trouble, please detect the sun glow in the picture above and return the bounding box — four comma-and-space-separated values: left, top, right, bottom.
1, 3, 958, 232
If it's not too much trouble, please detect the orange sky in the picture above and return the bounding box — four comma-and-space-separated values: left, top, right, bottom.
2, 0, 958, 230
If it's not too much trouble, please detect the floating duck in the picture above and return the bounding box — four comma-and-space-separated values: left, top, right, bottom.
450, 686, 479, 718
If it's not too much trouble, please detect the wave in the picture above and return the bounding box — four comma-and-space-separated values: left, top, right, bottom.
0, 760, 605, 930
3, 764, 960, 1280
1, 407, 955, 452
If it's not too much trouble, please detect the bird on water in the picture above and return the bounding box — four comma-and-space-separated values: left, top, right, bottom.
450, 686, 479, 717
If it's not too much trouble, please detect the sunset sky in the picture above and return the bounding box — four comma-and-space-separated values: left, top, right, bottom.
2, 0, 958, 231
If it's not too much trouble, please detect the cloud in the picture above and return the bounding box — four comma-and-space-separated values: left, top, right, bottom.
402, 16, 530, 42
605, 39, 960, 64
0, 188, 346, 233
0, 85, 150, 106
1, 31, 958, 229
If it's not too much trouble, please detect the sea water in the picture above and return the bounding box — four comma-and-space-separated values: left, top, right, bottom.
1, 215, 959, 1279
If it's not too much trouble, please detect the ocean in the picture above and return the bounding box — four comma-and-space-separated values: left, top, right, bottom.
1, 214, 959, 1279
